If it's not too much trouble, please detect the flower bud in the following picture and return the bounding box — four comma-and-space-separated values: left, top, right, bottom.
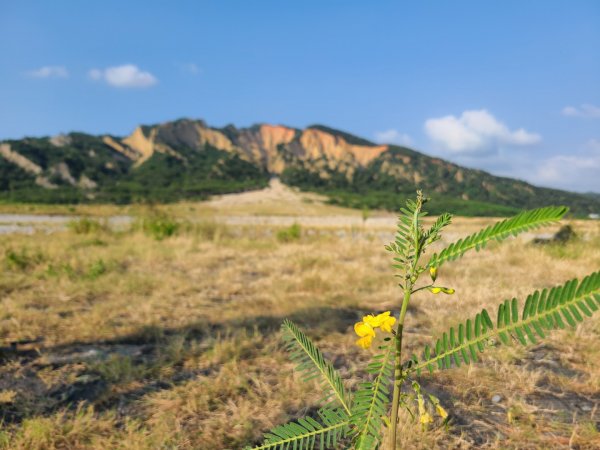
441, 287, 455, 295
435, 404, 448, 419
419, 412, 433, 425
429, 266, 438, 282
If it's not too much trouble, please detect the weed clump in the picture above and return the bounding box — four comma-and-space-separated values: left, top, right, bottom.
45, 258, 111, 280
3, 248, 44, 271
138, 214, 180, 240
276, 223, 301, 243
68, 217, 109, 234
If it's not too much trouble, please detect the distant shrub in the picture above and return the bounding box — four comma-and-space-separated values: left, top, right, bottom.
361, 207, 371, 223
68, 217, 108, 234
86, 259, 107, 280
4, 248, 43, 271
138, 215, 180, 240
276, 223, 301, 243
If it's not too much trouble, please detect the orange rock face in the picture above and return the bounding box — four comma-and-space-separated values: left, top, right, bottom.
122, 127, 156, 165
299, 129, 387, 166
102, 136, 142, 161
259, 124, 296, 152
115, 121, 390, 174
196, 125, 234, 151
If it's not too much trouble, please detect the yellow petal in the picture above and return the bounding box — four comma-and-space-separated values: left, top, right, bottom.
441, 288, 455, 295
364, 311, 391, 328
356, 335, 373, 349
354, 321, 376, 337
435, 404, 448, 419
419, 412, 433, 424
363, 314, 380, 327
429, 287, 442, 294
379, 316, 397, 333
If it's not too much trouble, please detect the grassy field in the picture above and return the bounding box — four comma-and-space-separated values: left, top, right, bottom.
0, 191, 599, 449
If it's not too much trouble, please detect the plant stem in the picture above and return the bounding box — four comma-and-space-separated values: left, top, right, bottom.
389, 285, 411, 450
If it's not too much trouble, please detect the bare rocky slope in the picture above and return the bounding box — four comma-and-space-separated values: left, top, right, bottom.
1, 118, 598, 215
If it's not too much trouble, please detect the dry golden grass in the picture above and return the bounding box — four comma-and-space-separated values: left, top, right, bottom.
0, 207, 598, 449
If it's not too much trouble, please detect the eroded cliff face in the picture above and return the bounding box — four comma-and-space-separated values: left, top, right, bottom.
121, 127, 155, 164
298, 128, 387, 166
107, 119, 390, 175
233, 125, 296, 173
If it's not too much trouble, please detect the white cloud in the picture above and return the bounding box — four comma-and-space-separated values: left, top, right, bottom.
88, 64, 157, 88
532, 153, 600, 192
27, 66, 69, 79
374, 129, 413, 146
491, 138, 600, 193
562, 104, 600, 118
424, 109, 541, 154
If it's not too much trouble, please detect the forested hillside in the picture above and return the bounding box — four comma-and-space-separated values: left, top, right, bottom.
1, 119, 598, 216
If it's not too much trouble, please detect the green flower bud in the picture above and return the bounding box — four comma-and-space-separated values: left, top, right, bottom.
429, 286, 455, 295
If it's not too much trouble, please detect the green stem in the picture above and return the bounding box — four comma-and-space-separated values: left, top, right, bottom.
411, 283, 433, 295
389, 286, 411, 450
389, 192, 424, 449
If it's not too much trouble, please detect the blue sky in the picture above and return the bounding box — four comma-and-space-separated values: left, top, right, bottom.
1, 1, 599, 192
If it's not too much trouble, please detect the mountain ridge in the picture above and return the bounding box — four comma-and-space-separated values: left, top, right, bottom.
0, 118, 598, 216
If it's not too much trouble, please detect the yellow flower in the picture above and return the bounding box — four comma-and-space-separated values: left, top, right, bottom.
435, 404, 448, 419
354, 312, 396, 348
441, 287, 455, 295
429, 266, 438, 282
379, 314, 396, 333
362, 314, 382, 328
362, 311, 396, 333
356, 335, 373, 349
419, 412, 433, 424
429, 287, 442, 294
354, 321, 376, 338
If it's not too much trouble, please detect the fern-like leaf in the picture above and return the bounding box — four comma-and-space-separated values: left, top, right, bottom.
428, 206, 568, 269
249, 408, 350, 450
422, 212, 452, 247
386, 193, 427, 269
350, 339, 394, 449
408, 271, 600, 375
282, 319, 351, 413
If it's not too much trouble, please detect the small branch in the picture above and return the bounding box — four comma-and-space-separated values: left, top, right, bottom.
411, 284, 433, 295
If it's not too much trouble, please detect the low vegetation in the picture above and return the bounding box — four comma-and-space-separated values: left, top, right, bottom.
0, 205, 598, 449
276, 223, 301, 243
